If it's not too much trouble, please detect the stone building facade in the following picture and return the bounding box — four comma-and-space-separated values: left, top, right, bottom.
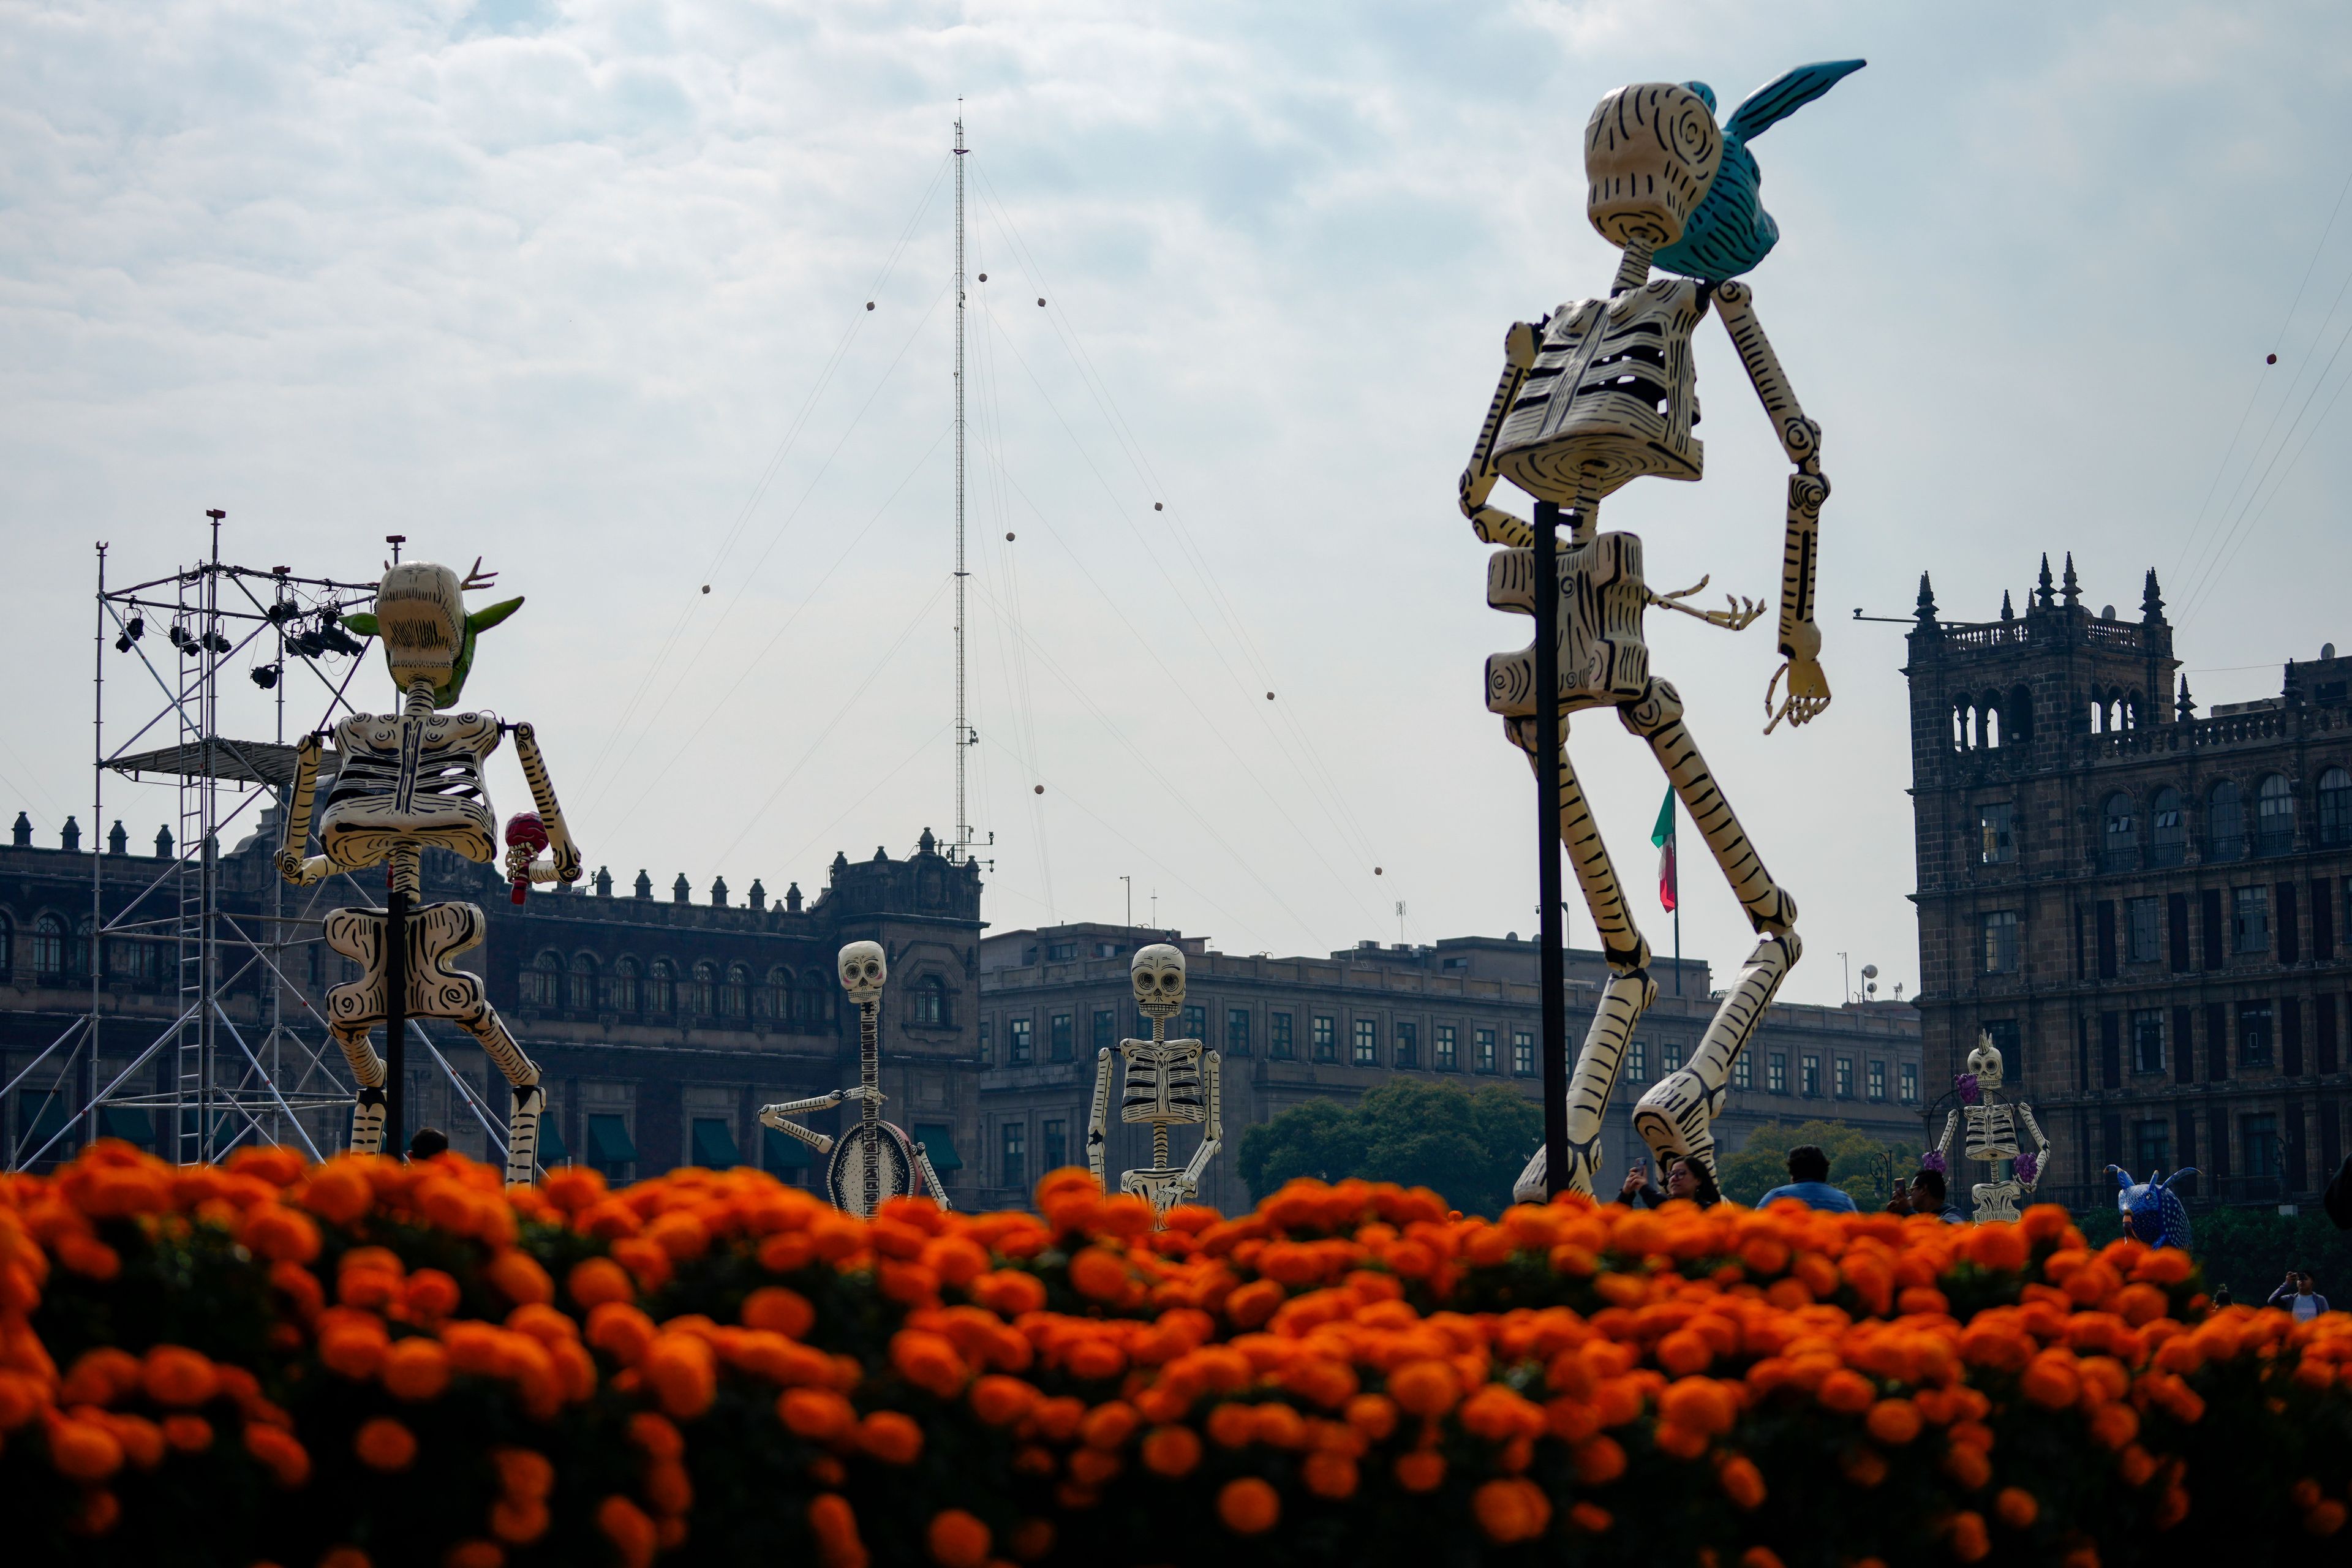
1905, 556, 2352, 1213
973, 922, 1924, 1213
0, 811, 984, 1196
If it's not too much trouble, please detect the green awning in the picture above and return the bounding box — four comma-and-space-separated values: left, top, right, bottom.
691, 1117, 742, 1169
587, 1114, 636, 1164
97, 1106, 154, 1146
538, 1116, 569, 1164
763, 1126, 814, 1169
913, 1123, 962, 1172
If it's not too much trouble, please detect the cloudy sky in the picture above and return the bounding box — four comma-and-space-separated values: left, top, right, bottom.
6, 0, 2350, 1004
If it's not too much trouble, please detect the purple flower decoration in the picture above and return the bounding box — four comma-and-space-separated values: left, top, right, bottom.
2014, 1150, 2039, 1185
1921, 1149, 1948, 1176
1956, 1072, 1981, 1106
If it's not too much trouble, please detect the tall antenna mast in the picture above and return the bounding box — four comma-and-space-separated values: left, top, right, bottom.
952, 108, 971, 863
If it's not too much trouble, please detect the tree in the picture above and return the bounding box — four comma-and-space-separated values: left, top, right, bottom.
1715, 1118, 1916, 1209
1237, 1080, 1542, 1218
2076, 1199, 2352, 1305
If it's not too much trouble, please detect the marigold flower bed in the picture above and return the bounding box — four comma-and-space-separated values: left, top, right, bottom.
4, 1145, 2350, 1567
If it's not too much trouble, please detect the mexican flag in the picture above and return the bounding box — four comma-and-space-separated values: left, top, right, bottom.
1651, 786, 1678, 913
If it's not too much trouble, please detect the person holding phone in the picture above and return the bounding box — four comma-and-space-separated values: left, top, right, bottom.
2269, 1271, 2331, 1321
1617, 1154, 1721, 1209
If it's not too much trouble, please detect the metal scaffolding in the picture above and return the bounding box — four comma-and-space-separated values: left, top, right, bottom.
1, 519, 506, 1170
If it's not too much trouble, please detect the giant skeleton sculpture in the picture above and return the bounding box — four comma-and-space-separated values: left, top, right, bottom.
756, 943, 949, 1218
276, 560, 576, 1185
1926, 1033, 2055, 1223
1475, 64, 1864, 1203
1089, 944, 1223, 1218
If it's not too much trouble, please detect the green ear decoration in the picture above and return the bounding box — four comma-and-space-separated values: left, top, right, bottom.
467, 596, 525, 635
342, 612, 380, 638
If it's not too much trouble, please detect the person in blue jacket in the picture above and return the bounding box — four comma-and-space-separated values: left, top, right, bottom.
1757, 1144, 1858, 1212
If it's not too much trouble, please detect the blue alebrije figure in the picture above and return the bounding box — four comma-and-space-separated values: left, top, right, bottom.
2109, 1166, 2198, 1250
1651, 59, 1866, 283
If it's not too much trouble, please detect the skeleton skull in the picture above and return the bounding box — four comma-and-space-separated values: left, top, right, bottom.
1584, 82, 1722, 249
1967, 1031, 2005, 1093
837, 940, 888, 1004
1130, 943, 1186, 1021
372, 562, 469, 694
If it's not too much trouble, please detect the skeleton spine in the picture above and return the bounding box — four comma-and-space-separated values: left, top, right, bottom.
860, 998, 880, 1215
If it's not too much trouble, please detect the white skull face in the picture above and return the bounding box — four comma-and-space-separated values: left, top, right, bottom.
1583, 82, 1721, 249
1130, 943, 1186, 1020
1968, 1031, 2005, 1091
837, 940, 887, 1003
373, 562, 467, 692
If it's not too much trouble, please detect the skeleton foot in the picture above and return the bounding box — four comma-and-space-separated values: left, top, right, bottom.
350, 1087, 387, 1156
1512, 1124, 1610, 1206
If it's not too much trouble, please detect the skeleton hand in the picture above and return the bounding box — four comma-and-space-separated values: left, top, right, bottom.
840, 1085, 885, 1106
1763, 620, 1831, 734
1651, 575, 1765, 631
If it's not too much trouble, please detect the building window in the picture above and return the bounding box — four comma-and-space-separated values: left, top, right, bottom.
29, 914, 65, 978
1626, 1040, 1647, 1083
2127, 897, 2161, 964
687, 962, 716, 1016
1046, 941, 1077, 962
2208, 780, 2245, 861
523, 950, 562, 1008
1982, 911, 2019, 974
1095, 1010, 1118, 1053
2321, 767, 2352, 846
1476, 1028, 1496, 1072
567, 953, 599, 1012
1312, 1016, 1337, 1062
2242, 1112, 2280, 1182
2101, 793, 2138, 871
720, 963, 749, 1018
1226, 1010, 1251, 1056
1181, 1005, 1207, 1044
1801, 1055, 1821, 1096
1352, 1019, 1378, 1065
1901, 1062, 1919, 1102
2234, 885, 2271, 953
1001, 1123, 1028, 1191
978, 1020, 992, 1065
1768, 1053, 1789, 1095
2134, 1120, 2169, 1175
799, 970, 831, 1027
1867, 1059, 1886, 1101
1733, 1052, 1753, 1091
2132, 1009, 2165, 1074
1395, 1021, 1419, 1068
2150, 787, 2186, 866
2255, 773, 2295, 856
1434, 1024, 1457, 1071
647, 959, 674, 1015
2238, 1001, 2274, 1067
1270, 1012, 1294, 1059
1008, 1017, 1033, 1065
910, 976, 944, 1027
1834, 1057, 1855, 1098
1504, 1030, 1529, 1076
1978, 802, 2015, 866
758, 966, 790, 1021
1042, 1118, 1068, 1172
1049, 1013, 1072, 1061
1660, 1041, 1684, 1076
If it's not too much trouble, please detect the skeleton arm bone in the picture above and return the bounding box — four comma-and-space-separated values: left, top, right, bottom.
911, 1142, 953, 1212
2015, 1102, 2052, 1193
1179, 1052, 1224, 1191
758, 1099, 839, 1156
1458, 323, 1542, 546
275, 733, 334, 885
510, 723, 582, 882
1711, 283, 1831, 733
1934, 1110, 1959, 1170
1087, 1048, 1113, 1186
1648, 575, 1765, 632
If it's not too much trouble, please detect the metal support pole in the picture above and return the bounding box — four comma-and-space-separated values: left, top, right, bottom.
89, 544, 107, 1143
1533, 499, 1568, 1200
385, 884, 407, 1154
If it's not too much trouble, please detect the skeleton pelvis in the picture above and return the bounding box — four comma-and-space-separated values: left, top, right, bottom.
323, 901, 492, 1025
1485, 532, 1651, 718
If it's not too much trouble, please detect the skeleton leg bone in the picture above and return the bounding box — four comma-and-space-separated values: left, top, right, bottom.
1618, 678, 1801, 1175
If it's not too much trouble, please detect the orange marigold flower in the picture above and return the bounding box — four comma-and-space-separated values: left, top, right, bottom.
1940, 1442, 1991, 1492
566, 1257, 636, 1310
1065, 1338, 1126, 1382
1947, 1510, 1991, 1562
598, 1495, 660, 1568
492, 1446, 555, 1502
354, 1417, 417, 1472
48, 1419, 125, 1482
162, 1414, 213, 1453
742, 1286, 816, 1339
970, 1270, 1047, 1318
1080, 1401, 1139, 1451
1141, 1425, 1202, 1477
1388, 1359, 1458, 1419
2308, 1501, 2348, 1537
891, 1330, 970, 1400
1572, 1436, 1627, 1486
1067, 1248, 1130, 1303
643, 1457, 693, 1515
859, 1411, 924, 1465
1842, 1447, 1889, 1488
55, 1234, 120, 1280
442, 1541, 506, 1568
1344, 1393, 1398, 1442
1995, 1487, 2039, 1529
1717, 1454, 1766, 1510
142, 1346, 220, 1409
382, 1338, 453, 1402
778, 1388, 857, 1442
302, 1164, 373, 1225
2019, 1354, 2081, 1411
484, 1250, 554, 1308
318, 1549, 371, 1568
1865, 1398, 1923, 1446
404, 1269, 462, 1321
1216, 1477, 1280, 1536
924, 1509, 991, 1568
489, 1498, 550, 1545
1206, 1403, 1256, 1449
1303, 1450, 1359, 1499
1006, 1518, 1055, 1562
1472, 1477, 1551, 1544
2088, 1402, 2139, 1450
1659, 1377, 1738, 1438
628, 1412, 685, 1460
243, 1423, 311, 1488
1567, 1501, 1613, 1534
1395, 1450, 1446, 1492
240, 1207, 322, 1265
970, 1374, 1039, 1427
585, 1303, 658, 1366
1223, 1279, 1284, 1329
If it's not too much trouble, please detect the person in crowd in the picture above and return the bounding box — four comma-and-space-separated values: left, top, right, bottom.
2269, 1270, 2331, 1321
1885, 1167, 1964, 1221
2212, 1283, 2233, 1308
1616, 1155, 1722, 1209
1757, 1144, 1859, 1213
407, 1126, 450, 1161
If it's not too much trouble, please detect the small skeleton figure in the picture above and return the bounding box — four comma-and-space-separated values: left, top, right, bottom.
2109, 1166, 2197, 1250
276, 559, 576, 1185
1479, 67, 1863, 1204
1088, 944, 1223, 1218
759, 942, 948, 1217
1927, 1033, 2053, 1223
